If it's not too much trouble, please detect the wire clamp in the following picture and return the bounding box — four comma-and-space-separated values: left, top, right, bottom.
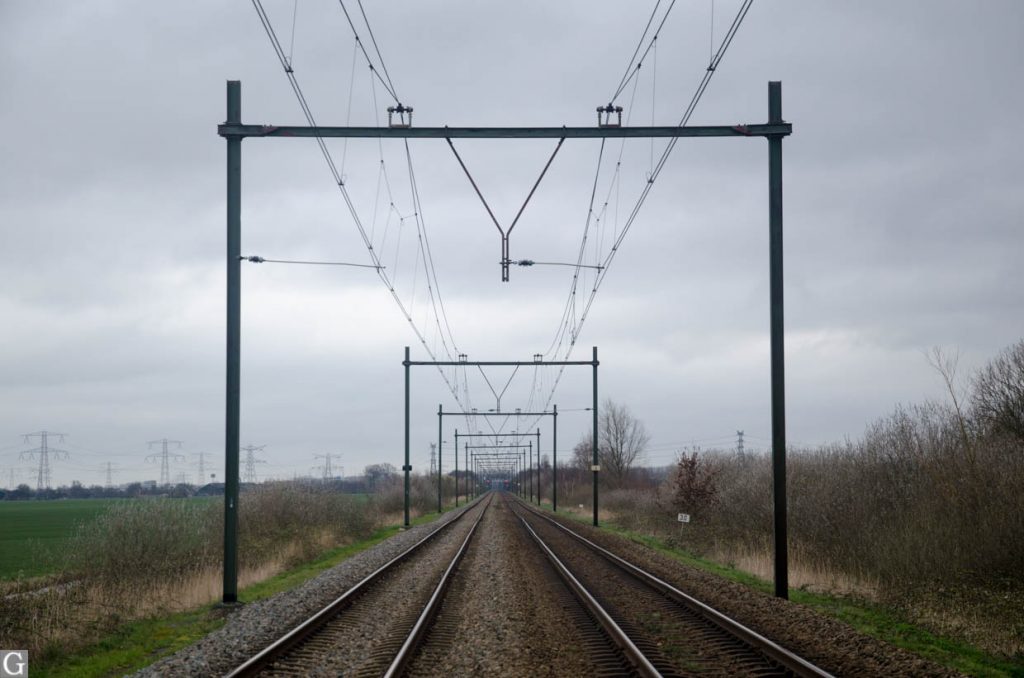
597, 103, 623, 128
387, 103, 414, 128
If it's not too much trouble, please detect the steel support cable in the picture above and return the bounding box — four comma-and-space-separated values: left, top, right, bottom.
609, 0, 678, 104
546, 72, 638, 363
446, 137, 566, 238
340, 39, 359, 179
588, 0, 755, 281
546, 31, 643, 364
335, 0, 400, 103
445, 139, 507, 237
356, 0, 400, 104
366, 77, 460, 368
608, 0, 662, 102
562, 0, 756, 353
405, 140, 461, 359
541, 139, 606, 357
506, 137, 566, 236
528, 0, 754, 427
243, 256, 381, 269
251, 0, 467, 409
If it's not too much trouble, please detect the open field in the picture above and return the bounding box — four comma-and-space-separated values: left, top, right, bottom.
0, 497, 218, 579
0, 499, 124, 578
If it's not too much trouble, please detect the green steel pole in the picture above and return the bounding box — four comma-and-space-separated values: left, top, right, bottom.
528, 441, 533, 503
768, 81, 789, 599
223, 80, 242, 604
403, 346, 410, 528
592, 346, 599, 527
464, 442, 469, 502
536, 429, 541, 506
454, 431, 459, 508
553, 404, 558, 512
437, 404, 442, 513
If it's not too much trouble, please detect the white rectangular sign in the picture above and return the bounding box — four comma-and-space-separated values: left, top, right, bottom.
677, 513, 690, 523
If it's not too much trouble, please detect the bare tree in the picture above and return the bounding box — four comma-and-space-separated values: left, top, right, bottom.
574, 399, 650, 487
925, 346, 974, 464
364, 462, 398, 491
972, 339, 1024, 441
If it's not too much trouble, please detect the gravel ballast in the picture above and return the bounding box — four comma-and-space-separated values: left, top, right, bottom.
135, 500, 481, 677
136, 492, 966, 677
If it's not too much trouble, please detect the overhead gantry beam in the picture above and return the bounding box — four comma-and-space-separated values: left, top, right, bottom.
218, 123, 792, 140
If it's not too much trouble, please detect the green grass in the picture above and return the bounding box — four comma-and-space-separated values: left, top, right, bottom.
542, 503, 1023, 677
30, 508, 450, 678
0, 499, 125, 578
0, 498, 218, 580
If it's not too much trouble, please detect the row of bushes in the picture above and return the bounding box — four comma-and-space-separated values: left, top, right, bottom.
0, 475, 456, 658
591, 342, 1024, 593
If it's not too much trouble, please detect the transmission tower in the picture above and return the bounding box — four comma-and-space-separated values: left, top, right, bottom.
192, 451, 209, 485
313, 453, 342, 482
103, 462, 120, 488
146, 439, 184, 486
737, 430, 745, 458
20, 431, 70, 490
241, 445, 266, 483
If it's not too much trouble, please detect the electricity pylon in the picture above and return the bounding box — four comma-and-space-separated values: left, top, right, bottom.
146, 439, 184, 486
20, 431, 70, 490
241, 445, 266, 483
193, 451, 209, 485
313, 453, 341, 482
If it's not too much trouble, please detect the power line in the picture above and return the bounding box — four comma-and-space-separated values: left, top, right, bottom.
530, 0, 755, 426
334, 0, 400, 103
608, 0, 678, 104
251, 0, 468, 415
355, 0, 399, 102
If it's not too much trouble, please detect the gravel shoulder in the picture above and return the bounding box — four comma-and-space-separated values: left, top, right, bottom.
134, 501, 480, 677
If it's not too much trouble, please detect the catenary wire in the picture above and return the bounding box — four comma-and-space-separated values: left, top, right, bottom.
250, 0, 467, 409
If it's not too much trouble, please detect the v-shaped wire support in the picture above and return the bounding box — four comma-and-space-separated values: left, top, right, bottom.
446, 135, 566, 281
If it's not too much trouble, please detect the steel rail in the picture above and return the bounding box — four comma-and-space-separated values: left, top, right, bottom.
225, 494, 488, 677
383, 493, 494, 677
510, 500, 662, 678
513, 497, 833, 678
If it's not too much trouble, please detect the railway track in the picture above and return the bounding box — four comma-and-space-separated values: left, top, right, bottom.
508, 495, 833, 678
227, 490, 831, 677
226, 494, 491, 677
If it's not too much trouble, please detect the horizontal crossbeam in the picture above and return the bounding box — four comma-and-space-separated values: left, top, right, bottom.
410, 361, 595, 367
218, 123, 791, 140
441, 411, 554, 417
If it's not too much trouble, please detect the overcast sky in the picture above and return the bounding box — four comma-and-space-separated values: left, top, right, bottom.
1, 1, 1021, 488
